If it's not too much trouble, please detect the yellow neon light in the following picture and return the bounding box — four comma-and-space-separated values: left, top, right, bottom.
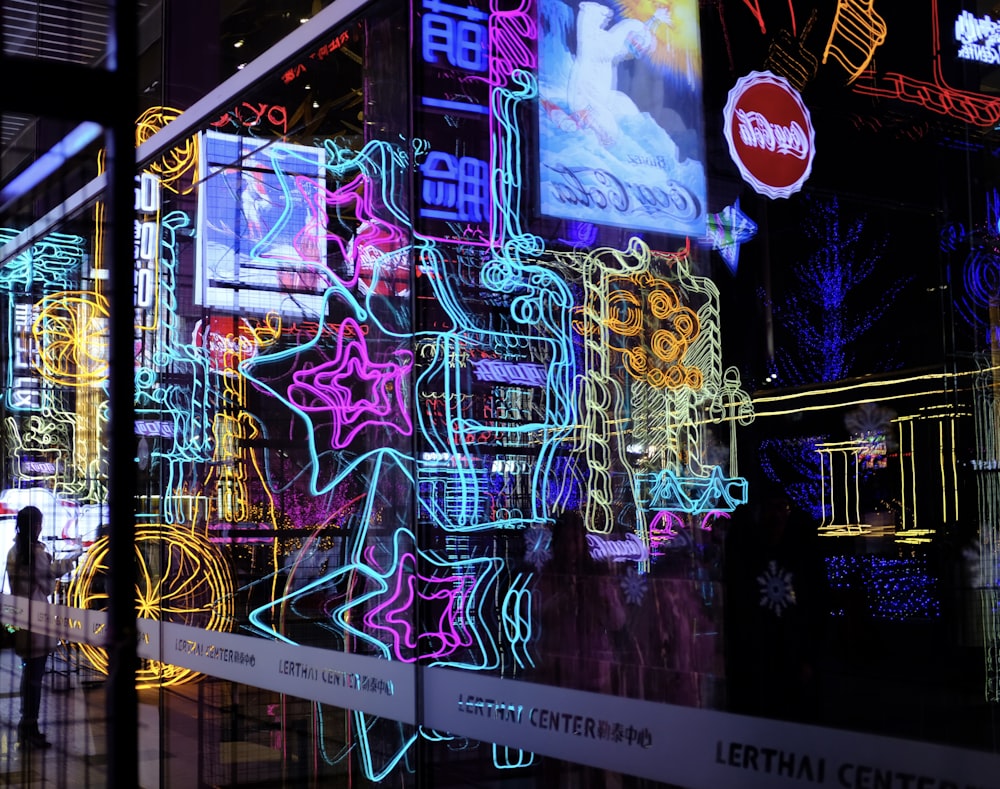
898, 417, 907, 531
755, 365, 1000, 405
951, 418, 959, 522
32, 291, 109, 386
910, 419, 917, 531
550, 238, 751, 553
939, 420, 946, 523
68, 525, 234, 688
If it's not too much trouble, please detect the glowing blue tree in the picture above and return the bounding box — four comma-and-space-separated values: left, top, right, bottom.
762, 197, 909, 516
772, 196, 906, 385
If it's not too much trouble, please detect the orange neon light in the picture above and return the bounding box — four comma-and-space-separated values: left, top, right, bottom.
764, 10, 819, 91
821, 0, 887, 84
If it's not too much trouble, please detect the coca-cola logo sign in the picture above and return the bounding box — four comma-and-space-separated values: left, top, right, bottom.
723, 71, 815, 199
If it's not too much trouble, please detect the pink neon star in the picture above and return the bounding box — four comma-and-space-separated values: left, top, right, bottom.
287, 318, 413, 448
361, 552, 476, 663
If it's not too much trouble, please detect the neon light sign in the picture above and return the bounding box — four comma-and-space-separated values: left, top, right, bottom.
723, 70, 815, 199
209, 103, 288, 135
421, 0, 488, 71
280, 30, 351, 84
414, 0, 492, 244
821, 0, 887, 84
134, 172, 161, 328
587, 533, 649, 562
955, 10, 1000, 65
853, 0, 1000, 127
469, 359, 546, 386
9, 300, 41, 411
286, 317, 415, 450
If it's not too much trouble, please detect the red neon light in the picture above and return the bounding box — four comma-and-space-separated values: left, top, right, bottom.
740, 0, 797, 36
280, 30, 351, 85
852, 0, 1000, 127
210, 103, 288, 135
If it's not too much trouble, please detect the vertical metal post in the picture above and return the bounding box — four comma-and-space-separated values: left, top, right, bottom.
106, 2, 138, 787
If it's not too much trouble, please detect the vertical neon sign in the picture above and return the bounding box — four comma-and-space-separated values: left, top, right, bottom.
134, 171, 160, 329
414, 0, 492, 244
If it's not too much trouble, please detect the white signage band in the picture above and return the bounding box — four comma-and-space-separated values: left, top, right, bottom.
0, 594, 416, 724
2, 595, 997, 788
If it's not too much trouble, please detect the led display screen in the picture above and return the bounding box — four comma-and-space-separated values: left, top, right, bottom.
195, 130, 328, 317
536, 0, 707, 236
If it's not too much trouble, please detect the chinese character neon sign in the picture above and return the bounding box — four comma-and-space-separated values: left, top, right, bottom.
955, 10, 1000, 65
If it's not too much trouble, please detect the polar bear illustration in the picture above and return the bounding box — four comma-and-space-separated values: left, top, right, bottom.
565, 1, 668, 144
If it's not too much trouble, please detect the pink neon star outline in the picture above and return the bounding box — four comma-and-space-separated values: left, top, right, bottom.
287, 317, 413, 448
361, 552, 476, 662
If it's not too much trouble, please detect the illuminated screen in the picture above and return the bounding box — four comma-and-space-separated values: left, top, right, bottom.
195, 130, 328, 317
536, 0, 707, 236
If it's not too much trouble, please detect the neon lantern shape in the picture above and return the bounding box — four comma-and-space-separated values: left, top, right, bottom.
0, 231, 85, 413
414, 75, 585, 532
815, 440, 878, 537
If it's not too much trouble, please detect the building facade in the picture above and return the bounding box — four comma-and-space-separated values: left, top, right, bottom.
0, 0, 999, 786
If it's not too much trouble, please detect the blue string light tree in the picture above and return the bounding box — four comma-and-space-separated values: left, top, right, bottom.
772, 195, 905, 385
760, 195, 910, 522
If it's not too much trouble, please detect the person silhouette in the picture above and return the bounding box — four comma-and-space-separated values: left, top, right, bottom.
6, 505, 81, 748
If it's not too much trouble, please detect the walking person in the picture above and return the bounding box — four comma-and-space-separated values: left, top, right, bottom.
6, 505, 80, 749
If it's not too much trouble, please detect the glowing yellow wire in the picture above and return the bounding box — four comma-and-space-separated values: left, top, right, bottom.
67, 524, 234, 688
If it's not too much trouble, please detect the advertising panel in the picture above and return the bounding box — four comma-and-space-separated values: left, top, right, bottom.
412, 0, 492, 245
723, 70, 815, 199
195, 130, 328, 317
537, 0, 707, 236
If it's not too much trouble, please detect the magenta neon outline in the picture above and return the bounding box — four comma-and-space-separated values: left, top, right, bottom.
361, 549, 476, 662
286, 317, 414, 449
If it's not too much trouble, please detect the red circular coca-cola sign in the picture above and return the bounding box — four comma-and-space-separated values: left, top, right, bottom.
723, 70, 816, 199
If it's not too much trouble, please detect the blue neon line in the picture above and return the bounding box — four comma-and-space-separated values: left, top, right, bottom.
420, 97, 490, 115
0, 122, 103, 208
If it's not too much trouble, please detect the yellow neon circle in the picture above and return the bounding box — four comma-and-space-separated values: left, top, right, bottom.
67, 524, 234, 688
33, 292, 110, 386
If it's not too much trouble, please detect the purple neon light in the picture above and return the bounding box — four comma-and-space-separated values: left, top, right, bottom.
488, 0, 537, 88
286, 318, 414, 448
297, 172, 409, 288
361, 550, 475, 663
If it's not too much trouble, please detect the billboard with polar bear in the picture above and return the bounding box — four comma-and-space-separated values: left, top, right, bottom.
537, 0, 707, 237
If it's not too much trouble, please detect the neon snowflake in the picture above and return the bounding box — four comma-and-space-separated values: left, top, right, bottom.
523, 526, 552, 571
620, 566, 647, 606
757, 560, 796, 616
